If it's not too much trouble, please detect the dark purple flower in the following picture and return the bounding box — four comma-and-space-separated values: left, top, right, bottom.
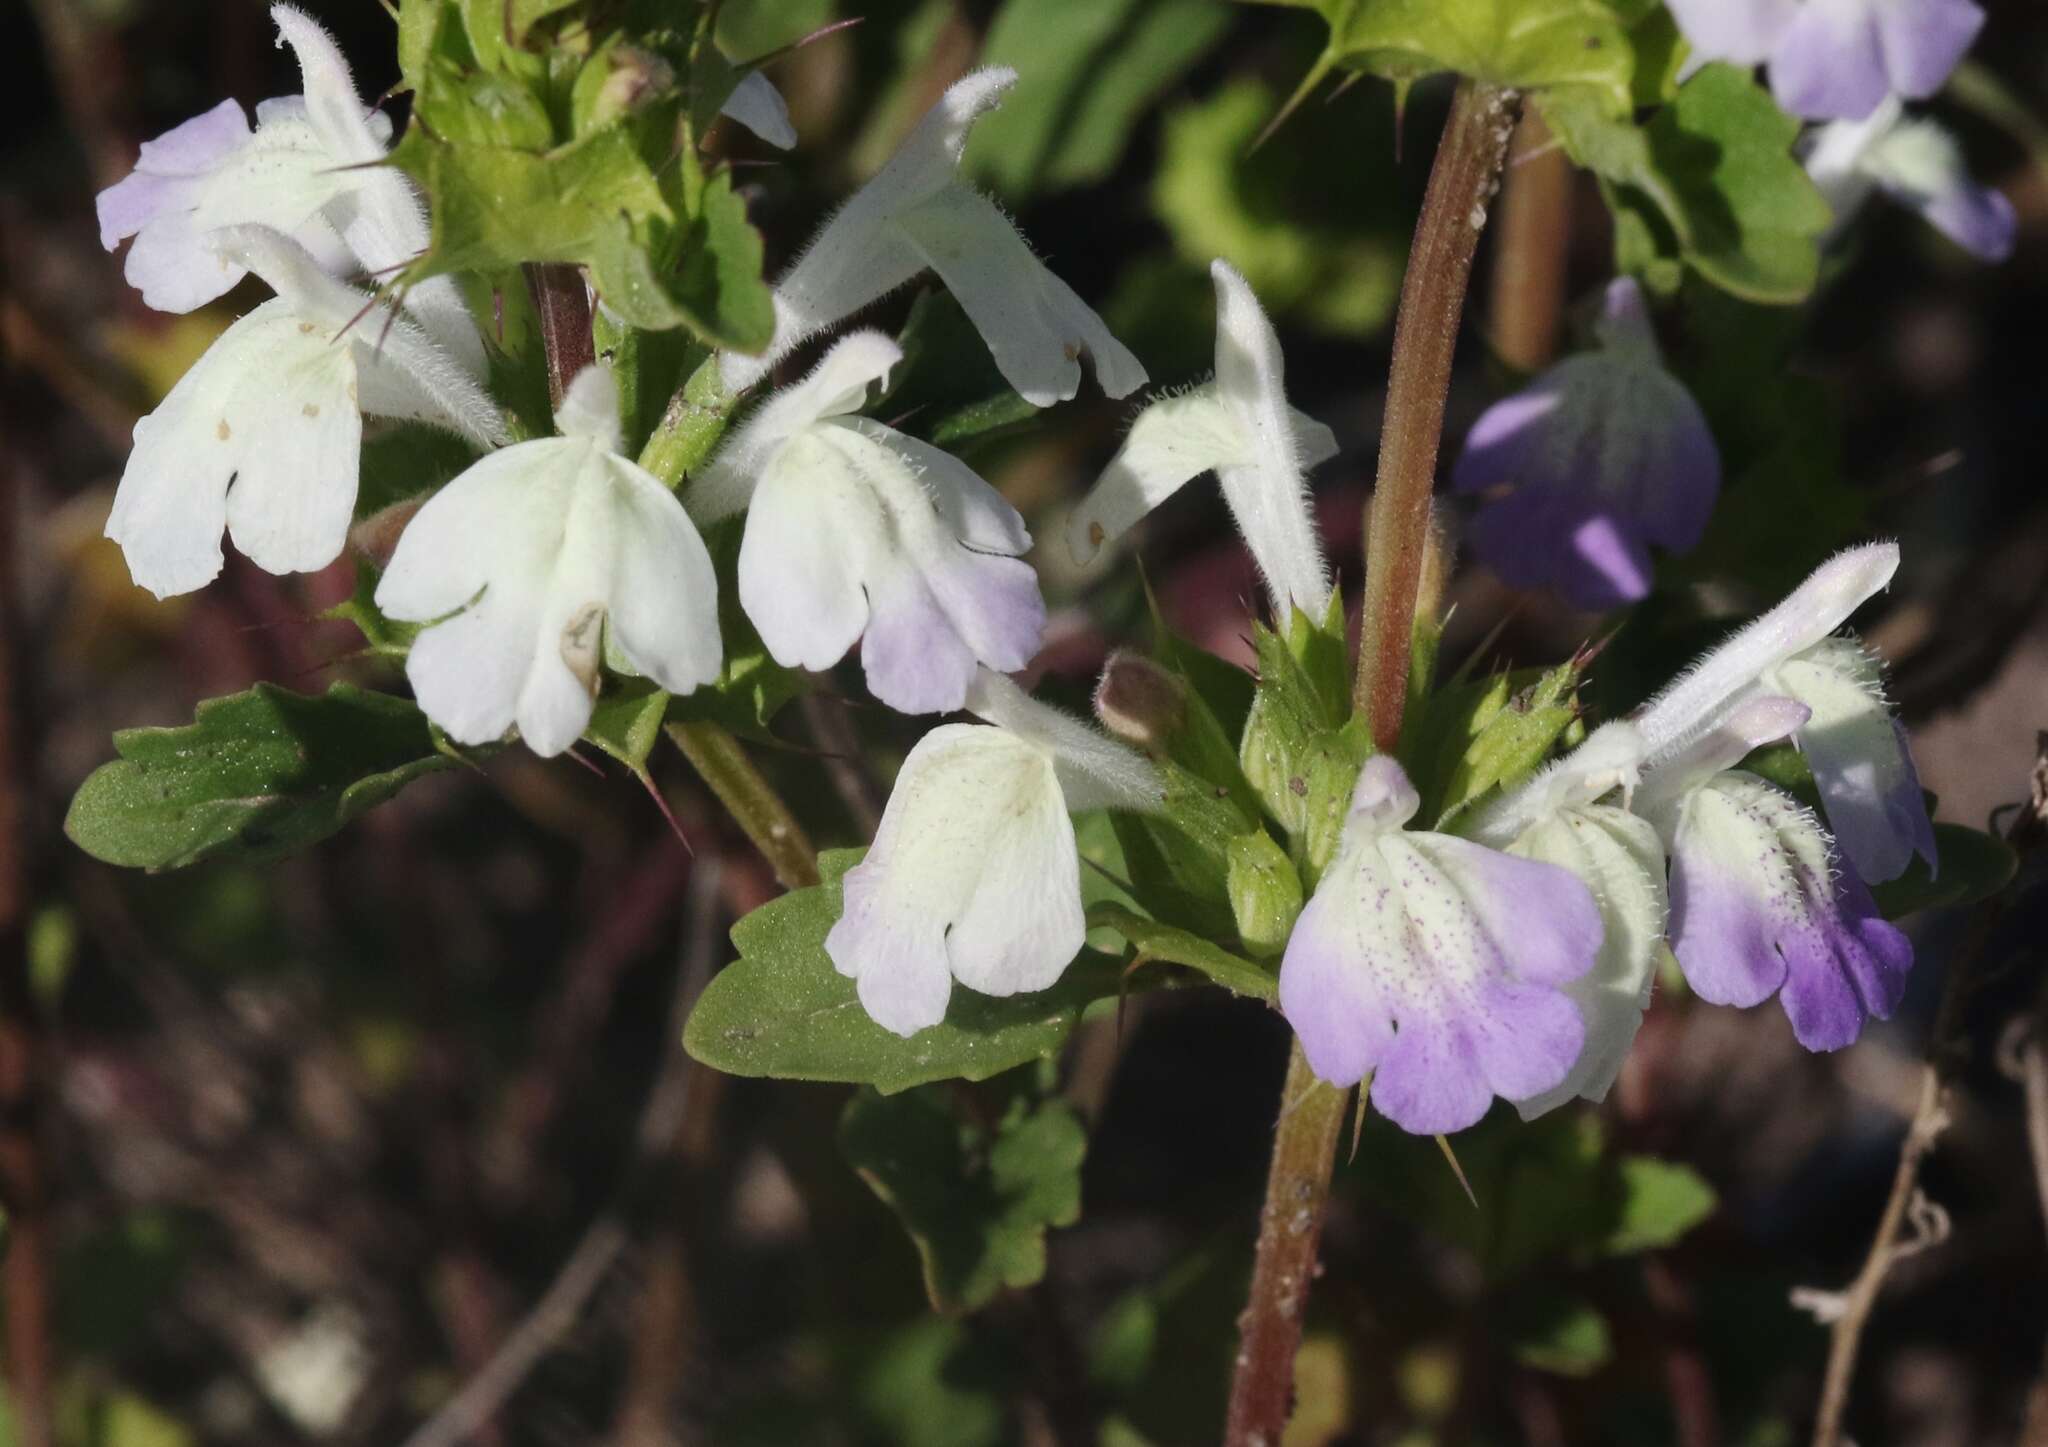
1454, 279, 1720, 611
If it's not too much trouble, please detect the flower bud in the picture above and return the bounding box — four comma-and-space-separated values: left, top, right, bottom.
1092, 650, 1186, 751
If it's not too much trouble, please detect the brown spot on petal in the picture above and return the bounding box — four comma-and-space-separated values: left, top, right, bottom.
302, 403, 321, 418
560, 601, 606, 698
1088, 520, 1105, 548
216, 419, 231, 441
299, 321, 317, 335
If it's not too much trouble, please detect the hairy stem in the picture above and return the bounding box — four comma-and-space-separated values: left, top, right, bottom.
1354, 82, 1522, 746
526, 263, 596, 410
638, 355, 738, 488
1224, 1043, 1348, 1444
1227, 82, 1519, 1445
665, 721, 820, 891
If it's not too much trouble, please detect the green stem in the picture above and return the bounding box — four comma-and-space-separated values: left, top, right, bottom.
665, 721, 819, 890
637, 355, 738, 488
1227, 81, 1520, 1446
1354, 81, 1522, 749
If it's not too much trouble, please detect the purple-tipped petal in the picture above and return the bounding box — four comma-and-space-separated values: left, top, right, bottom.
1771, 0, 1891, 120
1278, 894, 1396, 1089
1909, 175, 2017, 262
1369, 1019, 1498, 1137
1665, 773, 1916, 1050
861, 565, 983, 715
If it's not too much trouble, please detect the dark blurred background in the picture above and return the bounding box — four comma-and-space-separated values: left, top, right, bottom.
4, 1, 2048, 1443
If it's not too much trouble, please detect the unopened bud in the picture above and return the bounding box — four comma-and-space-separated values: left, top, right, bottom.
349, 496, 426, 571
585, 45, 676, 134
1092, 650, 1186, 750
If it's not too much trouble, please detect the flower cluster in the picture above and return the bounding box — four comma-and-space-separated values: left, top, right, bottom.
95, 8, 1946, 1146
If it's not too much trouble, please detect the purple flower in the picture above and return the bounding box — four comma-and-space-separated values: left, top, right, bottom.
1806, 99, 2016, 263
1770, 0, 1984, 122
1454, 279, 1720, 611
1640, 696, 1913, 1051
1665, 0, 1798, 68
1278, 756, 1602, 1135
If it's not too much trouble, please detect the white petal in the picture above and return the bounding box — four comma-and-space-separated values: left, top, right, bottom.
1510, 805, 1667, 1118
1210, 260, 1329, 619
964, 668, 1163, 814
845, 419, 1031, 556
735, 434, 884, 671
603, 457, 725, 696
1468, 720, 1648, 849
694, 331, 902, 521
826, 721, 1083, 1035
378, 441, 586, 745
107, 300, 360, 596
720, 70, 797, 150
555, 361, 624, 452
1639, 693, 1811, 814
1066, 385, 1245, 564
1634, 543, 1898, 767
870, 68, 1018, 210
271, 4, 384, 165
520, 456, 616, 756
895, 185, 1146, 406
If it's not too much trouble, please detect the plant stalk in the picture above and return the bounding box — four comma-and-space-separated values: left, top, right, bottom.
526, 263, 597, 410
638, 355, 738, 488
1227, 80, 1520, 1444
665, 721, 820, 891
1354, 81, 1522, 747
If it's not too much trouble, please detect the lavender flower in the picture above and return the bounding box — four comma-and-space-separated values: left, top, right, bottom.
1279, 756, 1603, 1134
1453, 279, 1719, 611
1769, 0, 1984, 122
1638, 696, 1913, 1051
1805, 99, 2016, 263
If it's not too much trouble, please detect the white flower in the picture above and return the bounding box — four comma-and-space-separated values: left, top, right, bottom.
1805, 98, 2016, 263
1632, 542, 1899, 768
106, 225, 504, 599
376, 364, 722, 757
692, 331, 1046, 715
826, 669, 1162, 1036
1471, 724, 1668, 1118
719, 68, 1147, 407
1065, 261, 1337, 621
720, 71, 797, 150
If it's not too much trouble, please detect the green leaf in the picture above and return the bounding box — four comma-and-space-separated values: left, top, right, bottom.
684, 852, 1123, 1091
1435, 660, 1581, 827
1152, 78, 1404, 337
1600, 1156, 1717, 1255
969, 0, 1231, 197
854, 1318, 1008, 1447
583, 679, 670, 774
1505, 1291, 1613, 1377
1111, 758, 1249, 939
1226, 828, 1304, 958
1086, 903, 1278, 1001
662, 167, 776, 353
65, 685, 458, 871
1266, 0, 1638, 115
840, 1087, 1086, 1312
1240, 621, 1344, 836
1544, 64, 1832, 304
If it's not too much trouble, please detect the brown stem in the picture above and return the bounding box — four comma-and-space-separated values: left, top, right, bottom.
1354, 82, 1522, 747
1222, 1041, 1348, 1444
664, 721, 820, 891
1224, 82, 1519, 1447
1486, 111, 1572, 375
1810, 740, 2048, 1447
526, 263, 596, 411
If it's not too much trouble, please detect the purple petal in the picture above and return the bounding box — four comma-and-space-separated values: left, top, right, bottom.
827, 861, 955, 1037
1665, 0, 1798, 66
1907, 176, 2017, 262
1369, 1019, 1497, 1136
1277, 894, 1395, 1089
1875, 0, 1984, 100
860, 565, 982, 714
1771, 0, 1891, 121
1416, 836, 1603, 988
1666, 806, 1796, 1010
